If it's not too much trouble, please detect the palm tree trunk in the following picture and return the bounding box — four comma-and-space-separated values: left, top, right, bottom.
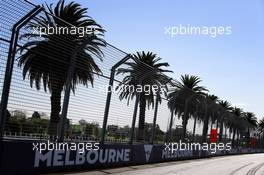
182, 116, 188, 140
216, 120, 219, 133
167, 111, 174, 142
236, 132, 240, 146
247, 127, 250, 147
202, 114, 209, 143
210, 122, 213, 132
49, 84, 63, 138
182, 99, 190, 140
219, 116, 224, 141
232, 129, 236, 147
224, 125, 227, 142
192, 117, 197, 141
137, 94, 146, 142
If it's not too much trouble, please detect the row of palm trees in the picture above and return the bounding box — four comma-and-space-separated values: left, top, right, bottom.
167, 75, 258, 144
117, 54, 259, 144
258, 118, 264, 139
17, 0, 260, 145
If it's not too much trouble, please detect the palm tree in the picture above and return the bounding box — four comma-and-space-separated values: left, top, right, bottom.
167, 74, 207, 140
231, 107, 244, 146
18, 0, 106, 136
201, 94, 219, 143
244, 112, 258, 144
191, 99, 204, 141
116, 51, 172, 142
258, 118, 264, 140
218, 100, 232, 141
259, 118, 264, 132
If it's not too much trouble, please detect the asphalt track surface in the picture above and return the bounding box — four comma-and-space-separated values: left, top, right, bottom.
53, 153, 264, 175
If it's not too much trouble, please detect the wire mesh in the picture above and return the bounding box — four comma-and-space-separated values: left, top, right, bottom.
0, 0, 256, 148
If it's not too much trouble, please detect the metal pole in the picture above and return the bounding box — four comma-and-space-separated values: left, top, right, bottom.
150, 95, 159, 144
58, 37, 99, 142
129, 93, 139, 145
0, 6, 42, 138
0, 5, 42, 171
100, 54, 131, 144
100, 69, 115, 144
57, 47, 78, 142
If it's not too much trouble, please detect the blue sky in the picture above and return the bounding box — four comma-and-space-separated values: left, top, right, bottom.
34, 0, 264, 119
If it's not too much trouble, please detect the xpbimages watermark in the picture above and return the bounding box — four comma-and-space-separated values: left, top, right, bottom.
32, 141, 100, 153
164, 24, 232, 38
164, 141, 232, 154
98, 83, 167, 95
32, 25, 100, 37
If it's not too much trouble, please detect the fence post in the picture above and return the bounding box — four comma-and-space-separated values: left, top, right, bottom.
0, 5, 42, 171
57, 46, 78, 142
0, 6, 42, 138
150, 96, 159, 144
100, 69, 115, 144
151, 79, 171, 144
100, 54, 131, 144
58, 38, 98, 142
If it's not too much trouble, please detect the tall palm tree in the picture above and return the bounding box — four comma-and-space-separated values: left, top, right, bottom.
191, 100, 204, 141
244, 112, 258, 143
231, 107, 244, 146
168, 74, 207, 140
18, 0, 106, 136
258, 118, 264, 132
201, 94, 219, 143
116, 51, 172, 142
258, 118, 264, 140
218, 100, 232, 141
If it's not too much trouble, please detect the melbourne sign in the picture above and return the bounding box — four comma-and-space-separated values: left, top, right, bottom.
34, 148, 131, 167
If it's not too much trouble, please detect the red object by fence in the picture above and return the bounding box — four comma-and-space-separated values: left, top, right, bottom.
210, 129, 218, 143
250, 138, 257, 147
